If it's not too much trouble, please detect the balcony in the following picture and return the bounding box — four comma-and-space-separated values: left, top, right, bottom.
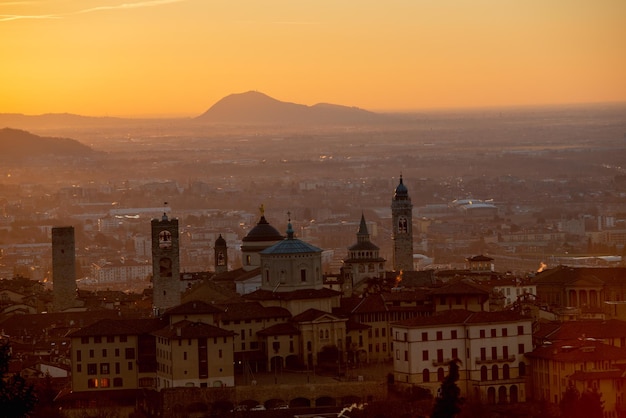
475, 355, 515, 364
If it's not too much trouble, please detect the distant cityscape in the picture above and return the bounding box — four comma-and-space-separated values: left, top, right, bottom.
1, 104, 626, 417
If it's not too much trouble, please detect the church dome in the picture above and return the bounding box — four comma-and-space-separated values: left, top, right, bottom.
243, 215, 284, 242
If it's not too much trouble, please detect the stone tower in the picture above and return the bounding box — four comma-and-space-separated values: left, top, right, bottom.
391, 175, 414, 271
151, 212, 181, 316
214, 234, 228, 274
52, 226, 77, 311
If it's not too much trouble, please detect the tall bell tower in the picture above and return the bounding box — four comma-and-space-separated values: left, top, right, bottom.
391, 175, 414, 272
151, 211, 181, 316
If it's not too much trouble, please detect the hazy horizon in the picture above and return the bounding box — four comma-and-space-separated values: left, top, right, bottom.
1, 1, 625, 118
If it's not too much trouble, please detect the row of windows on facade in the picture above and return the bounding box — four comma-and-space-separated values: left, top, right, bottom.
395, 326, 525, 342
80, 335, 128, 344
404, 363, 527, 384
264, 269, 313, 283
86, 376, 154, 389
78, 361, 134, 375
396, 344, 526, 363
357, 263, 383, 273
156, 336, 229, 346
76, 347, 135, 362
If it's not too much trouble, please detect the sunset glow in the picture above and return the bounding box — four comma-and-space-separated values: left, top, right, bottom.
1, 0, 625, 117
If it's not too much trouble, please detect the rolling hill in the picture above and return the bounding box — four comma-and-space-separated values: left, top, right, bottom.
0, 128, 96, 160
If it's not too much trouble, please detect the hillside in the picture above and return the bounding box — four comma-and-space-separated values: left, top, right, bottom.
195, 91, 392, 125
0, 128, 96, 160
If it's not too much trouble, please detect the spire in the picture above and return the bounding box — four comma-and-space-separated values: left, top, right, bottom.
286, 211, 294, 239
357, 212, 370, 243
162, 201, 169, 221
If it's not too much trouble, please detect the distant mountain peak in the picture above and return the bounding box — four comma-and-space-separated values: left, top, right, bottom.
0, 127, 95, 160
195, 92, 390, 125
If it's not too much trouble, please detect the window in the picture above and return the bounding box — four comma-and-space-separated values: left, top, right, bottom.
382, 343, 387, 352
89, 349, 94, 358
502, 328, 508, 337
369, 344, 373, 353
113, 377, 123, 387
77, 364, 82, 373
107, 336, 114, 343
436, 331, 443, 340
480, 347, 486, 360
115, 348, 120, 357
503, 364, 510, 379
491, 347, 497, 360
375, 328, 379, 338
490, 329, 496, 338
452, 348, 458, 359
438, 368, 445, 382
422, 332, 428, 341
518, 343, 525, 354
480, 330, 486, 338
396, 350, 400, 360
100, 378, 110, 388
481, 366, 488, 381
87, 364, 97, 375
125, 348, 135, 360
219, 349, 223, 358
87, 378, 97, 388
300, 269, 307, 282
76, 350, 82, 362
519, 362, 526, 376
102, 349, 107, 358
183, 352, 187, 360
128, 362, 133, 371
423, 369, 430, 382
94, 336, 102, 344
437, 349, 443, 363
517, 325, 524, 335
375, 344, 380, 353
491, 365, 499, 380
120, 335, 127, 343
100, 363, 109, 374
382, 328, 386, 337
81, 337, 89, 344
503, 346, 509, 360
451, 330, 457, 339
272, 341, 280, 353
241, 343, 246, 350
115, 363, 120, 374
404, 351, 408, 361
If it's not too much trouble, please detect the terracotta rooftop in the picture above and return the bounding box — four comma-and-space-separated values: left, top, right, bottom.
527, 340, 626, 362
152, 320, 234, 339
164, 300, 224, 316
68, 317, 166, 338
392, 309, 529, 328
215, 301, 291, 321
256, 322, 300, 336
244, 287, 341, 301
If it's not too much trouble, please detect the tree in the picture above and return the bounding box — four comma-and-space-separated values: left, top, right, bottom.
579, 388, 604, 418
0, 340, 37, 418
431, 359, 463, 418
559, 384, 580, 418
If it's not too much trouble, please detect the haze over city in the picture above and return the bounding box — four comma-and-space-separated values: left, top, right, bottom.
1, 0, 625, 117
2, 2, 626, 418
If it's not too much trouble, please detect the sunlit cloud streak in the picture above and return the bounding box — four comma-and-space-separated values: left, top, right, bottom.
0, 0, 187, 22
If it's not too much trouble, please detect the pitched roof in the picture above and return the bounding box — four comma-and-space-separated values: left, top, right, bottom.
542, 319, 626, 341
256, 322, 300, 336
164, 300, 224, 316
291, 308, 342, 323
392, 309, 529, 328
532, 266, 626, 286
215, 301, 291, 321
244, 287, 340, 301
152, 320, 234, 339
428, 279, 490, 296
527, 340, 626, 362
68, 317, 167, 338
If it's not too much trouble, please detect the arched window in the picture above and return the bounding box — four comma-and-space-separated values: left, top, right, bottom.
325, 330, 329, 339
519, 362, 526, 376
503, 364, 510, 379
423, 369, 430, 382
319, 330, 324, 339
437, 367, 445, 382
491, 365, 499, 380
481, 366, 488, 381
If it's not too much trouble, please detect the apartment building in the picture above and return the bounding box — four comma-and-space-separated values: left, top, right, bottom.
392, 309, 532, 405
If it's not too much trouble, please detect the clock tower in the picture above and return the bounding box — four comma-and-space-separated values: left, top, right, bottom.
151, 211, 181, 316
391, 175, 414, 272
214, 234, 228, 274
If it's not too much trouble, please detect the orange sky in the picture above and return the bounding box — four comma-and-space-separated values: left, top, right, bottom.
1, 0, 625, 117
